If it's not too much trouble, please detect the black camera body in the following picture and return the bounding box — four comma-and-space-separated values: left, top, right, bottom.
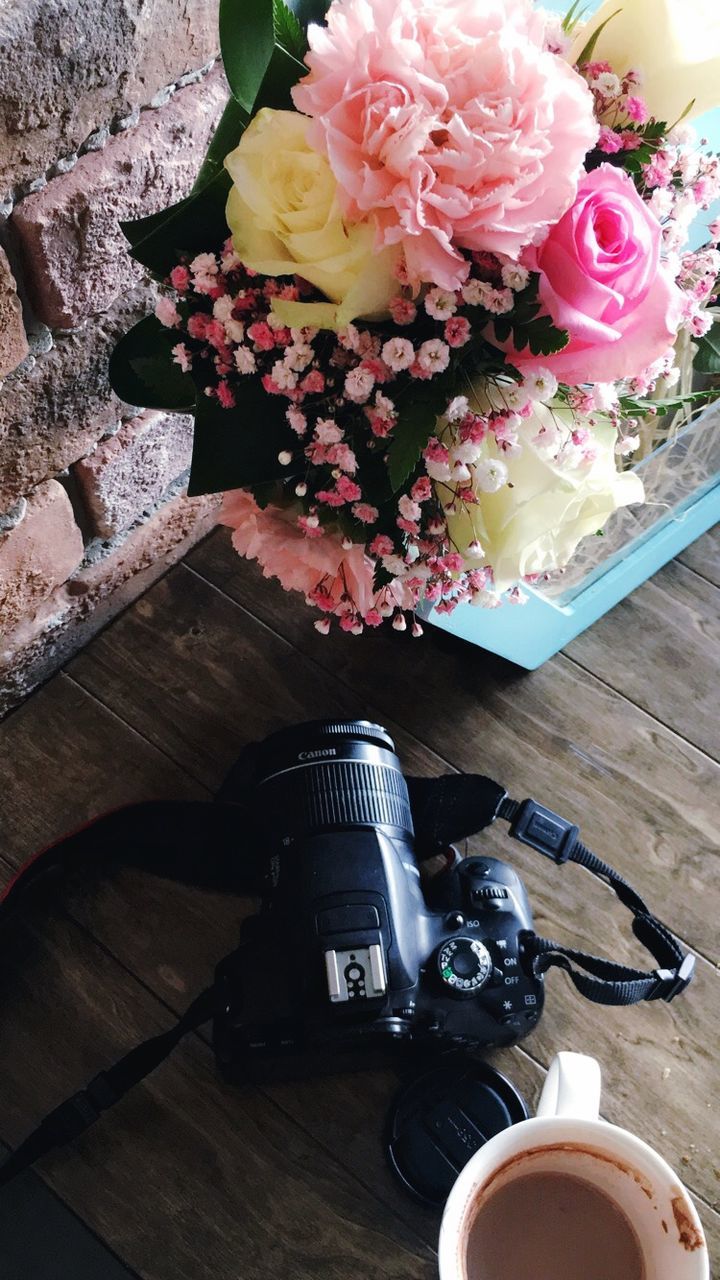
214, 720, 544, 1081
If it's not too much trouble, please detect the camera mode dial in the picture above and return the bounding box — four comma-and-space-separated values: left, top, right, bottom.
437, 937, 492, 997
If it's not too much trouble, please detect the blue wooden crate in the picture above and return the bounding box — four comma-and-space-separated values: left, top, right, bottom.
423, 476, 719, 668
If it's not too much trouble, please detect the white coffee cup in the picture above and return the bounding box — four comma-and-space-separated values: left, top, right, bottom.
438, 1052, 709, 1280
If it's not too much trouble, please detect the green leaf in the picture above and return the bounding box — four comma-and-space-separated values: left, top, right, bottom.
191, 95, 249, 195
287, 0, 331, 25
562, 0, 591, 33
386, 379, 453, 493
187, 378, 297, 496
121, 168, 232, 276
620, 389, 717, 415
525, 316, 570, 357
220, 0, 275, 113
254, 42, 307, 111
109, 316, 195, 411
694, 323, 720, 375
273, 0, 307, 58
575, 9, 622, 66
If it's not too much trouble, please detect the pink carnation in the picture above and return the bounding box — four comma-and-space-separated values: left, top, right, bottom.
220, 491, 377, 615
293, 0, 598, 289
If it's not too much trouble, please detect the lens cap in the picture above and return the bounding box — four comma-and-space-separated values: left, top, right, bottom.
385, 1053, 529, 1206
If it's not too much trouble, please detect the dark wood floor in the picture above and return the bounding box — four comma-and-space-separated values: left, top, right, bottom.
0, 525, 718, 1279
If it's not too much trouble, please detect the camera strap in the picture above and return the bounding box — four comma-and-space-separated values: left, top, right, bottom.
407, 775, 694, 1006
0, 771, 693, 1189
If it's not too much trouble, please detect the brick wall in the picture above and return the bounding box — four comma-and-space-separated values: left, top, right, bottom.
0, 2, 225, 716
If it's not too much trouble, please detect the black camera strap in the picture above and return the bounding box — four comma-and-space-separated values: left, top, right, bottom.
407, 775, 694, 1006
0, 772, 693, 1189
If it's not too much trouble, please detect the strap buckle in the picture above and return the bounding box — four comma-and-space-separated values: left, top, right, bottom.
506, 799, 578, 865
650, 953, 696, 1002
43, 1072, 119, 1145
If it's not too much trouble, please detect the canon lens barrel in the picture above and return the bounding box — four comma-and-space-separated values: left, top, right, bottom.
254, 719, 414, 841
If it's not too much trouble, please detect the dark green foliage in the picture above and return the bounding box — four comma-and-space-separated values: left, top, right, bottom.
220, 0, 275, 114
273, 0, 307, 58
386, 376, 455, 492
694, 323, 720, 375
187, 379, 298, 496
492, 277, 569, 356
109, 316, 195, 411
120, 169, 233, 277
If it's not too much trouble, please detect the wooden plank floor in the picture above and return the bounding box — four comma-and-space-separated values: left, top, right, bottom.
1, 525, 718, 1278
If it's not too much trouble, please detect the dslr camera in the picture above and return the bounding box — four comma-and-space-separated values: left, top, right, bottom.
214, 719, 543, 1080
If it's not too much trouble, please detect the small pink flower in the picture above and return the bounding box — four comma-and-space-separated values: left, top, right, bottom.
352, 502, 379, 524
216, 381, 236, 409
621, 131, 643, 152
344, 368, 375, 403
301, 370, 326, 395
364, 608, 383, 627
370, 534, 394, 557
248, 322, 276, 351
187, 313, 210, 341
399, 494, 422, 523
234, 347, 257, 375
328, 443, 357, 473
389, 297, 418, 325
411, 476, 432, 503
316, 488, 346, 507
170, 265, 190, 293
382, 337, 415, 372
598, 127, 623, 155
172, 343, 192, 373
425, 288, 457, 320
484, 288, 514, 315
445, 317, 471, 347
315, 418, 343, 444
624, 97, 648, 124
417, 340, 450, 374
360, 356, 391, 383
287, 407, 308, 436
337, 475, 362, 502
397, 517, 420, 535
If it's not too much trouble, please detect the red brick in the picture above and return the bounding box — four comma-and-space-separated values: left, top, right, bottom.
0, 0, 220, 194
0, 246, 28, 378
0, 282, 156, 509
11, 66, 228, 327
0, 479, 84, 635
0, 492, 218, 715
74, 410, 194, 538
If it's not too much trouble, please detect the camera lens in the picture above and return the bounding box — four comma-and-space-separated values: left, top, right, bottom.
254, 719, 413, 841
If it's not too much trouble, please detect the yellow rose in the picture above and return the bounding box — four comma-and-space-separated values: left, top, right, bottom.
570, 0, 720, 123
224, 109, 398, 330
443, 392, 644, 592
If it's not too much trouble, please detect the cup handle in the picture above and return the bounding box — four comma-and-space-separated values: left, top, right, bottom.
536, 1052, 602, 1121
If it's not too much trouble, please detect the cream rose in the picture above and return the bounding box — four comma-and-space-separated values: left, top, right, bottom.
570, 0, 720, 123
443, 396, 644, 591
224, 109, 398, 329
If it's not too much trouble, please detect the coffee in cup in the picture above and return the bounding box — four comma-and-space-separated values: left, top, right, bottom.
439, 1053, 708, 1280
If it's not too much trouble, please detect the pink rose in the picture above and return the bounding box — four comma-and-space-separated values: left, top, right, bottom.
506, 166, 682, 384
293, 0, 598, 291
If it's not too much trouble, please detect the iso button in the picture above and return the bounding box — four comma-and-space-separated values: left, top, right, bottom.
438, 937, 493, 997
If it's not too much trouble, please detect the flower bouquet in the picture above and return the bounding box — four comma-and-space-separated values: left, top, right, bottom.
110, 0, 720, 637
